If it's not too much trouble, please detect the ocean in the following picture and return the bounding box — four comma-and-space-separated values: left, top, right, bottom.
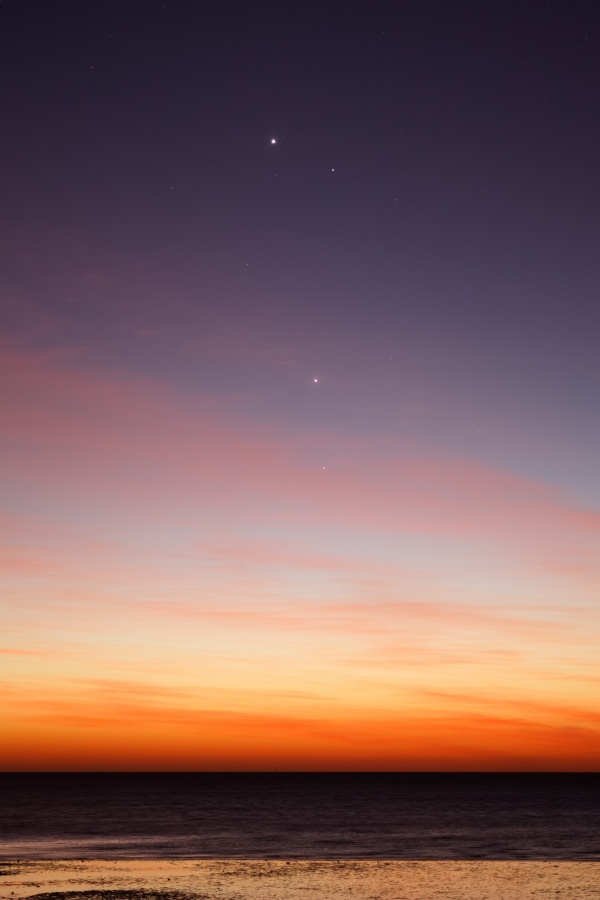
0, 773, 598, 860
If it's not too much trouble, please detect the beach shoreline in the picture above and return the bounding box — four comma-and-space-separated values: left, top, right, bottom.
1, 859, 599, 900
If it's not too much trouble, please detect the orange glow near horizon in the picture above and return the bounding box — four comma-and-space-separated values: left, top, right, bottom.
1, 342, 599, 771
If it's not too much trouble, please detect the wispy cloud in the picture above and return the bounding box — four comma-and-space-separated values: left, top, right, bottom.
2, 678, 599, 770
3, 340, 599, 551
1, 340, 599, 769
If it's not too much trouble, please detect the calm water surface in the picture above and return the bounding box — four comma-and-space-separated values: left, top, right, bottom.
0, 773, 598, 859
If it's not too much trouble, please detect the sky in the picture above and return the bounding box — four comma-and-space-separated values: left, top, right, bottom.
1, 0, 599, 771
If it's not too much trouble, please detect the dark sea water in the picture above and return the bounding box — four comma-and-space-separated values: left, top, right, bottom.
0, 773, 598, 860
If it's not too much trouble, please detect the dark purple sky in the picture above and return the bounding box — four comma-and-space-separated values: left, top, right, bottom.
4, 2, 599, 451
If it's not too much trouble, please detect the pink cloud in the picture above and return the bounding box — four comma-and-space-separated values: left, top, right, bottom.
2, 339, 599, 555
197, 538, 368, 572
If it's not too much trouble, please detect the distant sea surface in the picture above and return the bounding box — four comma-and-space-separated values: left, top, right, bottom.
0, 773, 598, 860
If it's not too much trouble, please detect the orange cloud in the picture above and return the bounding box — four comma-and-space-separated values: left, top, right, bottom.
2, 677, 599, 771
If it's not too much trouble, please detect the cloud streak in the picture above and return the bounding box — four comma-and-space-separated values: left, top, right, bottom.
3, 341, 599, 547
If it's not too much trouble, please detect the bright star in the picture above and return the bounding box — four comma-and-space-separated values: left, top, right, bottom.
270, 138, 277, 145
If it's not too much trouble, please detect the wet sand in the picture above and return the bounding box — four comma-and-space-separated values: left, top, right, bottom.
1, 859, 599, 900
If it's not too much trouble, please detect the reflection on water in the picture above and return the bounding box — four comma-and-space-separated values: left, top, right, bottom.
1, 773, 599, 860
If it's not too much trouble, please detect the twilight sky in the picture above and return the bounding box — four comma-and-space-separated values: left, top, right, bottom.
1, 0, 599, 770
